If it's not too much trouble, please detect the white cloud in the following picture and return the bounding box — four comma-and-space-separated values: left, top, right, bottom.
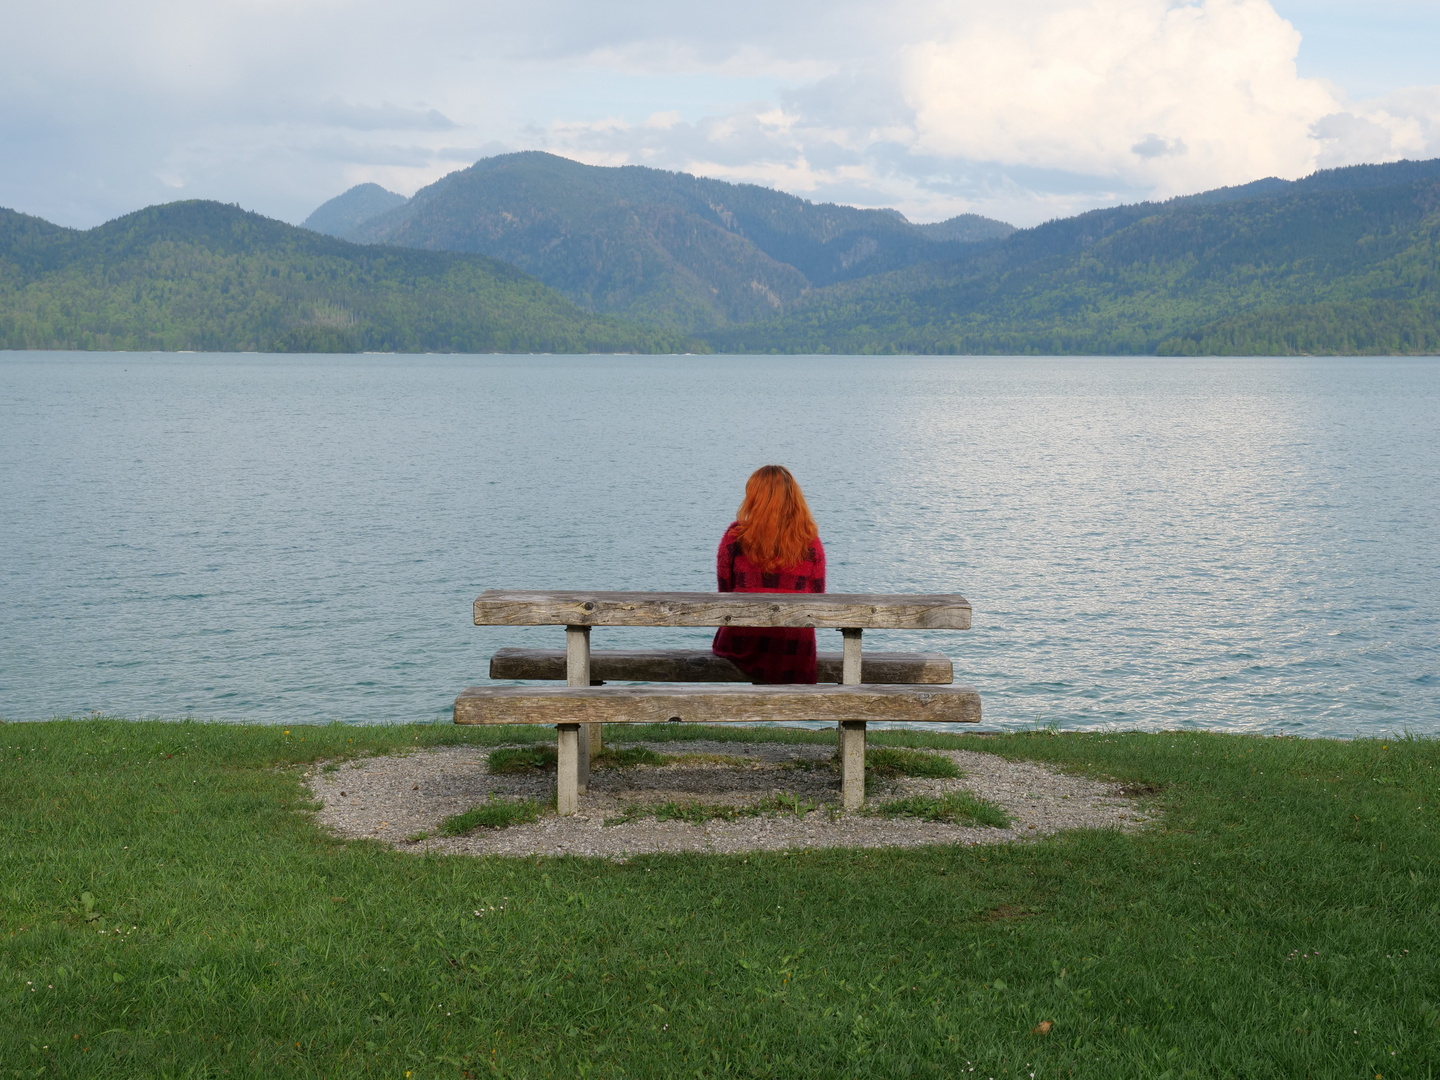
1314, 86, 1440, 167
1, 0, 1438, 229
901, 0, 1339, 195
532, 0, 1440, 222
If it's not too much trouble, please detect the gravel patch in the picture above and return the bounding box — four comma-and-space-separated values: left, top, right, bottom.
303, 740, 1152, 860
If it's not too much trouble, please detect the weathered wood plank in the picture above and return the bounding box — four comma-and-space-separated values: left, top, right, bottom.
453, 683, 981, 726
488, 647, 955, 685
473, 590, 971, 630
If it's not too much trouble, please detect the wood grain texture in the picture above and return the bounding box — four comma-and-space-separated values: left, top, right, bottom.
453, 683, 981, 726
565, 626, 593, 787
842, 629, 863, 686
565, 627, 591, 687
488, 647, 955, 685
840, 721, 866, 810
556, 724, 580, 816
473, 590, 971, 630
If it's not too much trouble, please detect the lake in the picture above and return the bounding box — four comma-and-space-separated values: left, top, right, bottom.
1, 352, 1436, 736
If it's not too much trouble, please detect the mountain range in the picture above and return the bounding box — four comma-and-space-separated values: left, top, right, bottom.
307, 152, 1440, 355
0, 200, 692, 353
712, 157, 1440, 355
305, 152, 1014, 335
3, 152, 1436, 356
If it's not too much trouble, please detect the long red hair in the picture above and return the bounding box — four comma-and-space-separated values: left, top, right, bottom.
734, 465, 819, 572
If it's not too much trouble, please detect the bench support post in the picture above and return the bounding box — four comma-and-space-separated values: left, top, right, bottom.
556, 723, 581, 815
566, 626, 593, 793
840, 720, 866, 810
839, 629, 865, 809
841, 628, 862, 685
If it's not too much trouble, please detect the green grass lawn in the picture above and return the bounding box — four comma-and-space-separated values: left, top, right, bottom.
2, 718, 1437, 1078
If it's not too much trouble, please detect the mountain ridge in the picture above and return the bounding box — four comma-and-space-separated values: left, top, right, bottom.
0, 200, 695, 353
302, 183, 407, 238
707, 160, 1440, 355
307, 152, 1015, 333
5, 155, 1436, 356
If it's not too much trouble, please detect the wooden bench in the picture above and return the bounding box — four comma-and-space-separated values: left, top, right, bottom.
454, 590, 981, 814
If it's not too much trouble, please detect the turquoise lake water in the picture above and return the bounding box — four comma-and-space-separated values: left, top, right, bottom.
1, 352, 1436, 735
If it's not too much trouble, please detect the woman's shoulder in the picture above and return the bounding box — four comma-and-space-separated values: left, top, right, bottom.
718, 521, 743, 557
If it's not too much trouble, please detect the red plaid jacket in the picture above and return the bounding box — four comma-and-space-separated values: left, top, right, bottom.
711, 521, 826, 684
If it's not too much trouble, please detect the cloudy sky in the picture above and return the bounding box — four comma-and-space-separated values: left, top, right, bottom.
3, 0, 1438, 229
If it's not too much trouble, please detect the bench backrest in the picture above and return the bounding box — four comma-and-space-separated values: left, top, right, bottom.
473, 590, 971, 630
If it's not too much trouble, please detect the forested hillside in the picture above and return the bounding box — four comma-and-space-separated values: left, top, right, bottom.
0, 201, 694, 353
707, 159, 1440, 355
308, 152, 1013, 334
8, 157, 1437, 356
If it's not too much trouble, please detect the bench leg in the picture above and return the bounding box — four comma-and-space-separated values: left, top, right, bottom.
577, 725, 590, 795
556, 723, 581, 816
567, 626, 594, 794
587, 722, 604, 760
840, 720, 866, 811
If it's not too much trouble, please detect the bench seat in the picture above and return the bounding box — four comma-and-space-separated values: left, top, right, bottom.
489, 647, 954, 685
455, 682, 981, 726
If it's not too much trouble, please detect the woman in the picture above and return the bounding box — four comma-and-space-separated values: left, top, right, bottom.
712, 465, 826, 683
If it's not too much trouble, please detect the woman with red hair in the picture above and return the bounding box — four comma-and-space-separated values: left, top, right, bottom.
712, 465, 826, 683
